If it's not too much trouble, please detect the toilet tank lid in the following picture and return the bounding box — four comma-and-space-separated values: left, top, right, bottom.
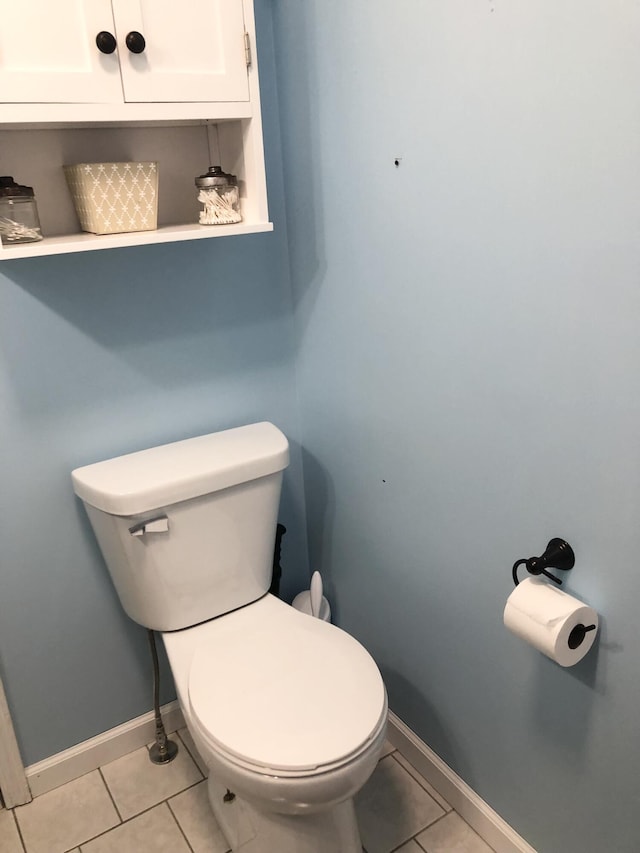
71, 422, 289, 516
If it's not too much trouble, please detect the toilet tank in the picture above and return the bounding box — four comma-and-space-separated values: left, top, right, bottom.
72, 422, 290, 631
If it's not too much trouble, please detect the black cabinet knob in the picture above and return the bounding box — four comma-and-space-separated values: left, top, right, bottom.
96, 31, 117, 54
126, 31, 146, 54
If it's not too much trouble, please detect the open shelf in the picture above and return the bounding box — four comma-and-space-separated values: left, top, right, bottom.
0, 119, 270, 261
0, 220, 274, 260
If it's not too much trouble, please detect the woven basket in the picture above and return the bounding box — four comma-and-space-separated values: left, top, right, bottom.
64, 162, 158, 235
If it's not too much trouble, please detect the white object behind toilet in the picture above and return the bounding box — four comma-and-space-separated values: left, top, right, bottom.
292, 570, 332, 621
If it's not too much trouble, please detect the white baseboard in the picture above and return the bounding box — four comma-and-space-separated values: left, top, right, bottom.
25, 701, 185, 798
387, 711, 537, 853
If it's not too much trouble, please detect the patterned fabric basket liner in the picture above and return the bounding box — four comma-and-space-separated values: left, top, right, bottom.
63, 162, 158, 235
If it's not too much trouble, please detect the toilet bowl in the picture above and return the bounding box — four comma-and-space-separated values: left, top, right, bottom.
164, 594, 387, 851
71, 422, 387, 852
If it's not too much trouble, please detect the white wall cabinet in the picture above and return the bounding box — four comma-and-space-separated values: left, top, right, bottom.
0, 0, 249, 104
112, 0, 250, 104
0, 0, 269, 260
0, 0, 122, 104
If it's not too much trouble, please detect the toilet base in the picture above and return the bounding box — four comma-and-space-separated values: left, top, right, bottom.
207, 772, 362, 853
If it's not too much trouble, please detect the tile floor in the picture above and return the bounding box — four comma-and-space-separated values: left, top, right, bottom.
1, 729, 494, 853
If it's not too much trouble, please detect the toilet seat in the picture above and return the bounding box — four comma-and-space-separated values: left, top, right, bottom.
186, 595, 387, 777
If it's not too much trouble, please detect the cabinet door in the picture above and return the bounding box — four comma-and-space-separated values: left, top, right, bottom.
0, 0, 123, 103
111, 0, 249, 103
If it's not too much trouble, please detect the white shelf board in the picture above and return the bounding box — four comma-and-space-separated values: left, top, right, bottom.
0, 101, 253, 129
0, 221, 274, 261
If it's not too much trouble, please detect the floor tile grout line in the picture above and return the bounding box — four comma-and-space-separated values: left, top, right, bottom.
387, 830, 427, 853
388, 829, 432, 853
384, 807, 449, 853
114, 775, 205, 824
389, 752, 450, 812
12, 759, 202, 853
166, 798, 197, 853
388, 837, 416, 853
9, 807, 27, 853
74, 800, 174, 851
404, 811, 498, 853
399, 809, 471, 853
173, 730, 206, 781
373, 753, 454, 853
414, 808, 451, 833
97, 766, 123, 824
174, 730, 192, 760
55, 778, 206, 852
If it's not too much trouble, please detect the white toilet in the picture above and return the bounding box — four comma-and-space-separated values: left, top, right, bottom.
72, 422, 387, 853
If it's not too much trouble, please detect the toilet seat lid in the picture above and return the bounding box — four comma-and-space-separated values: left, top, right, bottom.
187, 604, 386, 772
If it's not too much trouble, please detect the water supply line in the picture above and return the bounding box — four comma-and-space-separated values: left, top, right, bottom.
147, 629, 178, 765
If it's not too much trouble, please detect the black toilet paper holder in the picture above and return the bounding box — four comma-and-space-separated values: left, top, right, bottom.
511, 539, 597, 651
512, 538, 575, 588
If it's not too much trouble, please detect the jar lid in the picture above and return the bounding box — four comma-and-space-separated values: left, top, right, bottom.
195, 165, 238, 188
0, 176, 35, 198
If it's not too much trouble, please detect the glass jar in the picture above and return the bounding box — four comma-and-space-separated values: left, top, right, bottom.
0, 176, 43, 244
195, 165, 242, 225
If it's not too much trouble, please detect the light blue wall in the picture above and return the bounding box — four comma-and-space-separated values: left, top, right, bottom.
4, 4, 640, 851
0, 0, 309, 767
272, 3, 640, 852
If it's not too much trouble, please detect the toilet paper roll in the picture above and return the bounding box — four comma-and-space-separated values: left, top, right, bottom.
504, 577, 598, 667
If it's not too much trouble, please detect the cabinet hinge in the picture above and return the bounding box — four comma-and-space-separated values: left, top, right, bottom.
244, 32, 252, 67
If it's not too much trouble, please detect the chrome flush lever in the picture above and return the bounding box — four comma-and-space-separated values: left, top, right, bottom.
129, 514, 169, 537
